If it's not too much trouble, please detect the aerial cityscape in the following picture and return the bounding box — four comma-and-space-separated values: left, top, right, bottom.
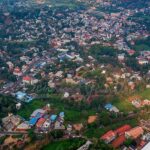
0, 0, 150, 149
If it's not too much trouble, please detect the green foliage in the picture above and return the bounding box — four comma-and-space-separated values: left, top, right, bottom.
28, 129, 36, 142
133, 37, 150, 51
84, 118, 138, 138
0, 136, 6, 145
80, 84, 92, 96
60, 60, 79, 71
12, 134, 23, 139
18, 99, 47, 119
124, 138, 133, 147
0, 67, 16, 82
89, 45, 116, 57
100, 111, 111, 126
90, 95, 105, 109
90, 139, 114, 150
27, 80, 55, 95
89, 45, 121, 67
0, 94, 16, 119
42, 138, 86, 150
83, 69, 106, 91
18, 95, 96, 123
50, 130, 64, 139
126, 57, 150, 73
111, 96, 135, 112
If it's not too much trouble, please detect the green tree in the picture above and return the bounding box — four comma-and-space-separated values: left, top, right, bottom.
50, 130, 64, 139
28, 129, 36, 142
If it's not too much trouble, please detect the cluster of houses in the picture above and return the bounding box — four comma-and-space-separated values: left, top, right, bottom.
29, 109, 65, 132
1, 105, 65, 134
131, 99, 150, 108
0, 1, 150, 150
2, 114, 23, 132
15, 91, 33, 103
137, 51, 150, 65
1, 105, 95, 135
100, 124, 150, 149
129, 96, 150, 108
1, 0, 150, 102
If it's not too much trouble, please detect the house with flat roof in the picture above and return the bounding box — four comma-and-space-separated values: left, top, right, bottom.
112, 135, 126, 149
100, 130, 116, 143
142, 142, 150, 150
30, 109, 46, 118
16, 91, 33, 103
2, 114, 22, 131
125, 126, 144, 139
114, 125, 131, 136
50, 115, 57, 122
104, 103, 119, 113
29, 117, 39, 126
16, 121, 31, 131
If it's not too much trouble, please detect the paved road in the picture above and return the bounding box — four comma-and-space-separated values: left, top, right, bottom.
0, 131, 28, 135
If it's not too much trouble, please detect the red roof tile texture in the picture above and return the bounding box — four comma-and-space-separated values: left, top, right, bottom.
36, 118, 46, 128
101, 130, 116, 141
125, 126, 144, 139
114, 124, 132, 135
112, 135, 126, 148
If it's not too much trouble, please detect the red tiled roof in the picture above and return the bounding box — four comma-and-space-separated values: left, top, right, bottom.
125, 126, 144, 139
128, 50, 135, 54
112, 135, 126, 148
101, 130, 116, 141
114, 125, 131, 135
139, 140, 146, 148
36, 118, 46, 127
14, 67, 21, 73
23, 76, 31, 81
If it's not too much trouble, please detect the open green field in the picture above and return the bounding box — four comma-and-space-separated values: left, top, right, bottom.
42, 138, 85, 150
111, 98, 135, 112
111, 94, 135, 113
139, 88, 150, 99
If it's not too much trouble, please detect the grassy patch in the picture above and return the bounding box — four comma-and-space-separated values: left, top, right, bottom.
84, 128, 107, 138
139, 88, 150, 99
66, 109, 95, 123
52, 104, 96, 123
42, 138, 85, 150
111, 99, 135, 112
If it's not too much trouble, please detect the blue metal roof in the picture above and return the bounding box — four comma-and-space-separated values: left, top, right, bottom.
16, 91, 26, 99
50, 115, 57, 121
29, 117, 38, 126
104, 103, 113, 110
35, 112, 43, 119
59, 112, 64, 117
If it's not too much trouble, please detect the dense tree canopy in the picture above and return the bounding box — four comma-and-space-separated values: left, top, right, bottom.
0, 94, 16, 119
